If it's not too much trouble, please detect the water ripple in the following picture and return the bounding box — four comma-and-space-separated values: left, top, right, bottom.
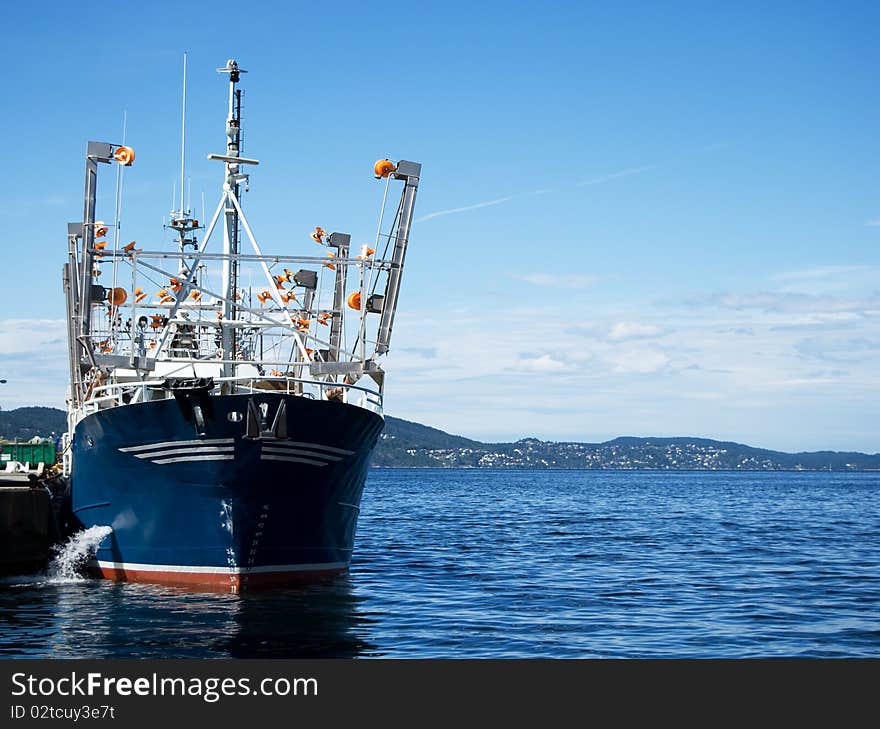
1, 470, 878, 657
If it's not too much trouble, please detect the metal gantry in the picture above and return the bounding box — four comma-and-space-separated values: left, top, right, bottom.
63, 58, 421, 424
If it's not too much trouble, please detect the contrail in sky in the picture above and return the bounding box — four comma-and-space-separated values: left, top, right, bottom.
577, 165, 657, 186
416, 164, 658, 223
415, 196, 515, 222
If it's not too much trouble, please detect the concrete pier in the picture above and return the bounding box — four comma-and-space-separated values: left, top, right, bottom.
0, 479, 51, 575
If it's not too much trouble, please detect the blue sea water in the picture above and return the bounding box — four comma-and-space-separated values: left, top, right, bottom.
1, 469, 878, 658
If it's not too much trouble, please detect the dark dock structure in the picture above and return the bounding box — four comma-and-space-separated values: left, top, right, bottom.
0, 476, 52, 575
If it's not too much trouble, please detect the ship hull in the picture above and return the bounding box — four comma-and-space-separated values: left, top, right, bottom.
70, 392, 383, 592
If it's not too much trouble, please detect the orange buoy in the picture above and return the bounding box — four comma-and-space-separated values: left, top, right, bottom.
113, 146, 135, 166
374, 159, 396, 179
107, 287, 127, 306
346, 291, 362, 310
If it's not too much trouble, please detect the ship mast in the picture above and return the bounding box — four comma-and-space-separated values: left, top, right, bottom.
217, 59, 246, 378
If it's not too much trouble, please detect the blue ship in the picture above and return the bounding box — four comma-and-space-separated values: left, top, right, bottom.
62, 59, 420, 591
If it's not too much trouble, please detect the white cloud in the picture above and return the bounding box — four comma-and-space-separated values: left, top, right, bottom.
511, 272, 598, 289
383, 282, 880, 451
0, 319, 68, 409
0, 319, 66, 354
770, 265, 869, 282
686, 291, 880, 315
515, 354, 569, 373
769, 265, 879, 296
609, 349, 670, 374
607, 322, 663, 341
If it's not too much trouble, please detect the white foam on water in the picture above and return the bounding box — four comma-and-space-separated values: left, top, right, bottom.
46, 525, 113, 582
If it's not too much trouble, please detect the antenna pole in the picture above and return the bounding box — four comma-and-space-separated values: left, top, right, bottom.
179, 51, 186, 217
180, 51, 187, 215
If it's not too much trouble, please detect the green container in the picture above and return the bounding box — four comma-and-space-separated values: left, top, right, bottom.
0, 441, 57, 466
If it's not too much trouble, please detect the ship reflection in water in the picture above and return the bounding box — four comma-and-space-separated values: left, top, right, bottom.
226, 578, 377, 658
0, 575, 378, 658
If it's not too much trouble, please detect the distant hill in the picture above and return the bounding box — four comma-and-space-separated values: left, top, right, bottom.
380, 416, 481, 450
0, 407, 66, 441
374, 422, 880, 471
2, 406, 877, 471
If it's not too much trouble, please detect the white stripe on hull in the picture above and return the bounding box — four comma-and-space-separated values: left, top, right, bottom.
134, 446, 235, 459
119, 438, 235, 453
260, 454, 328, 466
261, 447, 342, 461
118, 438, 353, 466
278, 441, 355, 456
96, 560, 349, 574
152, 454, 236, 465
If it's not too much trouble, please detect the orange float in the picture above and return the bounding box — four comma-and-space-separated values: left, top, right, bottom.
113, 146, 136, 166
373, 159, 396, 179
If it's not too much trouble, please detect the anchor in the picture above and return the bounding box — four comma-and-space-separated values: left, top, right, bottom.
244, 398, 287, 440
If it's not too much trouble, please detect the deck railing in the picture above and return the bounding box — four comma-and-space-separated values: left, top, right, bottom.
79, 374, 383, 418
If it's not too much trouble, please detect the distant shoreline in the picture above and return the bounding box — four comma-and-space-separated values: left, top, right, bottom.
371, 466, 880, 473
2, 406, 878, 472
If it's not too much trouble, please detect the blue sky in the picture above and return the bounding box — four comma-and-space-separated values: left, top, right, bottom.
1, 1, 878, 451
